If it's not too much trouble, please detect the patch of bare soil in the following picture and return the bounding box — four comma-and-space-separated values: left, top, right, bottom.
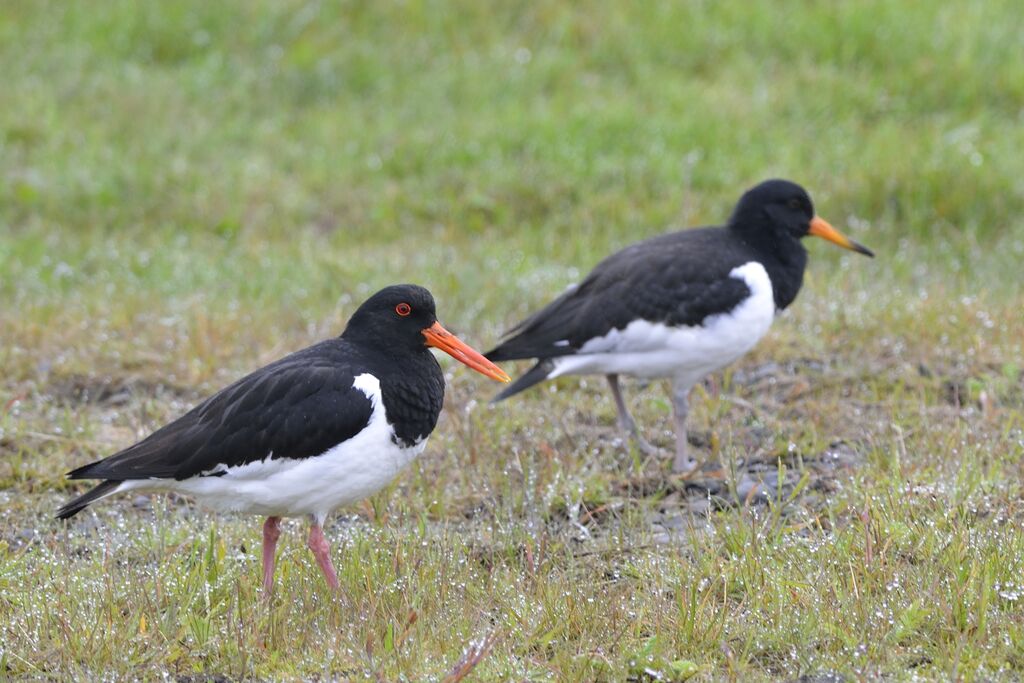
534, 438, 867, 546
619, 439, 864, 515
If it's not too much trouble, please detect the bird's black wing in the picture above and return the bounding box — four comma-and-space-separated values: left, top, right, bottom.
486, 228, 754, 361
67, 341, 375, 482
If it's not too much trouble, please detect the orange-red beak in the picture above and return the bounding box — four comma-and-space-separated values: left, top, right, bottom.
808, 216, 874, 257
423, 322, 511, 383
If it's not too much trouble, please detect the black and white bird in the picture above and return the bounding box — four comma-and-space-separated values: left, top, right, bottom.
58, 285, 510, 592
486, 179, 873, 473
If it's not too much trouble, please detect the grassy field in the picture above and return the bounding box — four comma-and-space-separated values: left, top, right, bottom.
2, 0, 1024, 679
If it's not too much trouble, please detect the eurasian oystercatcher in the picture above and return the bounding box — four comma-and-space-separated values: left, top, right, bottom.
486, 179, 873, 472
57, 284, 510, 592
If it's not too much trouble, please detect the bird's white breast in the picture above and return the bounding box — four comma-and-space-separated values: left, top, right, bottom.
549, 261, 776, 387
123, 373, 425, 520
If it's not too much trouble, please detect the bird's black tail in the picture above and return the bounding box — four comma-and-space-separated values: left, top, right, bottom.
56, 480, 120, 520
491, 360, 555, 403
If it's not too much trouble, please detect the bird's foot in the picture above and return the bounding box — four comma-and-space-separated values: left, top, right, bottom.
613, 418, 660, 457
672, 454, 702, 476
630, 433, 660, 457
670, 439, 707, 476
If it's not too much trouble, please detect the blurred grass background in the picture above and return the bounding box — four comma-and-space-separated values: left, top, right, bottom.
2, 0, 1024, 680
3, 0, 1023, 352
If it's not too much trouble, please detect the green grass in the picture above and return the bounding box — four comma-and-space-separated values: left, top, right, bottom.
2, 0, 1024, 679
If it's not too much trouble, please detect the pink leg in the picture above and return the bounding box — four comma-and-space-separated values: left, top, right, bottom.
262, 516, 282, 593
307, 522, 340, 590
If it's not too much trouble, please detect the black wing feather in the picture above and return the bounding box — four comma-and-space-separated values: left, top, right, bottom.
67, 340, 375, 482
487, 228, 756, 362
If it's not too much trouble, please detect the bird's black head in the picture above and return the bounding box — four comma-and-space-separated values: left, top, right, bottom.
343, 284, 510, 382
732, 179, 815, 240
344, 284, 439, 349
728, 179, 874, 258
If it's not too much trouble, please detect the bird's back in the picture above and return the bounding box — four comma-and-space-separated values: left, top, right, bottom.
488, 226, 766, 362
66, 338, 442, 483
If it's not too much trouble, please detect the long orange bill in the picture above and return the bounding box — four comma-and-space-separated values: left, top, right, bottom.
423, 321, 511, 383
809, 216, 874, 257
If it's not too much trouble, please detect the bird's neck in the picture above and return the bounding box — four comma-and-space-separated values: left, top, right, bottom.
758, 247, 807, 310
729, 225, 808, 311
377, 350, 446, 448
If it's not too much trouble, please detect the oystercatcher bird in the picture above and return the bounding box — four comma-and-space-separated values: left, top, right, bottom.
486, 179, 873, 472
57, 284, 510, 592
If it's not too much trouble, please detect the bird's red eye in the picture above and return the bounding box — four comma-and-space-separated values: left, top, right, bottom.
395, 303, 412, 316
